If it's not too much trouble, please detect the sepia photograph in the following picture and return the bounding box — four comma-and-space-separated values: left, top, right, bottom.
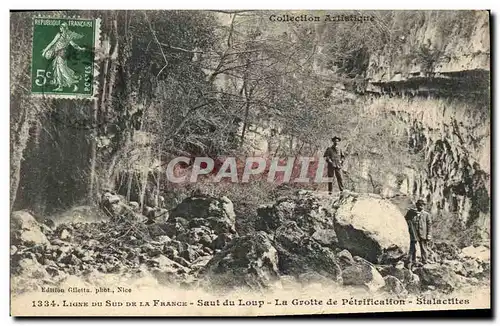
9, 9, 491, 316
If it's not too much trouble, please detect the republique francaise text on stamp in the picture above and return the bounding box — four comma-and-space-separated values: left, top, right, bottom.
31, 17, 100, 99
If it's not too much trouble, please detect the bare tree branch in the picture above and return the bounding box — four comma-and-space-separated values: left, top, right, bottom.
159, 43, 205, 54
143, 12, 169, 78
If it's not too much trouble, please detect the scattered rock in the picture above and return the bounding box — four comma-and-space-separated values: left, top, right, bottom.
59, 229, 71, 240
341, 257, 385, 292
147, 223, 168, 238
101, 193, 128, 217
191, 255, 213, 271
156, 235, 171, 243
180, 246, 201, 262
274, 221, 341, 281
256, 191, 337, 238
404, 271, 421, 293
383, 275, 408, 296
460, 245, 490, 262
442, 259, 466, 276
312, 229, 338, 247
432, 242, 461, 261
16, 257, 50, 279
103, 193, 121, 205
177, 226, 215, 247
211, 233, 233, 250
143, 206, 156, 219
336, 249, 355, 269
170, 196, 236, 234
173, 256, 191, 268
164, 246, 179, 260
129, 201, 140, 212
162, 217, 189, 238
60, 254, 81, 266
11, 210, 40, 231
42, 219, 56, 229
413, 263, 465, 293
297, 272, 332, 285
203, 231, 279, 290
11, 211, 49, 246
377, 262, 412, 284
147, 254, 187, 272
378, 245, 407, 265
461, 258, 484, 277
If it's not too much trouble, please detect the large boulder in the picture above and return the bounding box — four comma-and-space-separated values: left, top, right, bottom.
202, 231, 279, 289
256, 191, 338, 247
274, 221, 341, 281
11, 211, 49, 246
333, 192, 410, 263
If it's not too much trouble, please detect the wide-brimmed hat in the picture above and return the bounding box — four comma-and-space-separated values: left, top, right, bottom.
415, 199, 426, 205
331, 136, 341, 141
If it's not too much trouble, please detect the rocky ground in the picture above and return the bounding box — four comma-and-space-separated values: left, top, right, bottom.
11, 190, 490, 298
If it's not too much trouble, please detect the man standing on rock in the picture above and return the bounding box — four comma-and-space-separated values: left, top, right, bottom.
323, 136, 345, 194
405, 199, 432, 267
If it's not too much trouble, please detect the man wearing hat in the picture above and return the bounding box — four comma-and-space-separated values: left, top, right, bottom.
323, 136, 345, 194
404, 199, 433, 267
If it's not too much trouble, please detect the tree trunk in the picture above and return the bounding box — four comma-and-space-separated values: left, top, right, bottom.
88, 99, 99, 201
10, 97, 36, 209
240, 98, 250, 147
91, 15, 120, 198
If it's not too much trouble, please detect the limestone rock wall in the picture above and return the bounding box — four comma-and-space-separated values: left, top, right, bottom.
362, 96, 490, 245
366, 11, 490, 85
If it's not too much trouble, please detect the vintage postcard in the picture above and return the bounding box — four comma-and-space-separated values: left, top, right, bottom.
10, 10, 491, 316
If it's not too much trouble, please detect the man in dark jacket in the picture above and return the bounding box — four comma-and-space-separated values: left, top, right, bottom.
405, 199, 432, 266
323, 136, 345, 194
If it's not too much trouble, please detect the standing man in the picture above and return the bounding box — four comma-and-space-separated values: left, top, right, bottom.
323, 136, 345, 194
405, 199, 432, 267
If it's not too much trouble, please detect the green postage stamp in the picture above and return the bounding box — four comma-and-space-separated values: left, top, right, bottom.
31, 17, 100, 98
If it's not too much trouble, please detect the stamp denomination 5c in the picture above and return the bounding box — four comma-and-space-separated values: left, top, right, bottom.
31, 17, 100, 98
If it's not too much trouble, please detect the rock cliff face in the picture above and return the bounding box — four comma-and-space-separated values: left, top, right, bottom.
358, 12, 490, 245
358, 96, 490, 245
366, 11, 489, 97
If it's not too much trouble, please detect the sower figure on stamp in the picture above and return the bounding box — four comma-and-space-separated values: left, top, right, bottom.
323, 136, 345, 194
405, 199, 433, 268
42, 22, 86, 92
